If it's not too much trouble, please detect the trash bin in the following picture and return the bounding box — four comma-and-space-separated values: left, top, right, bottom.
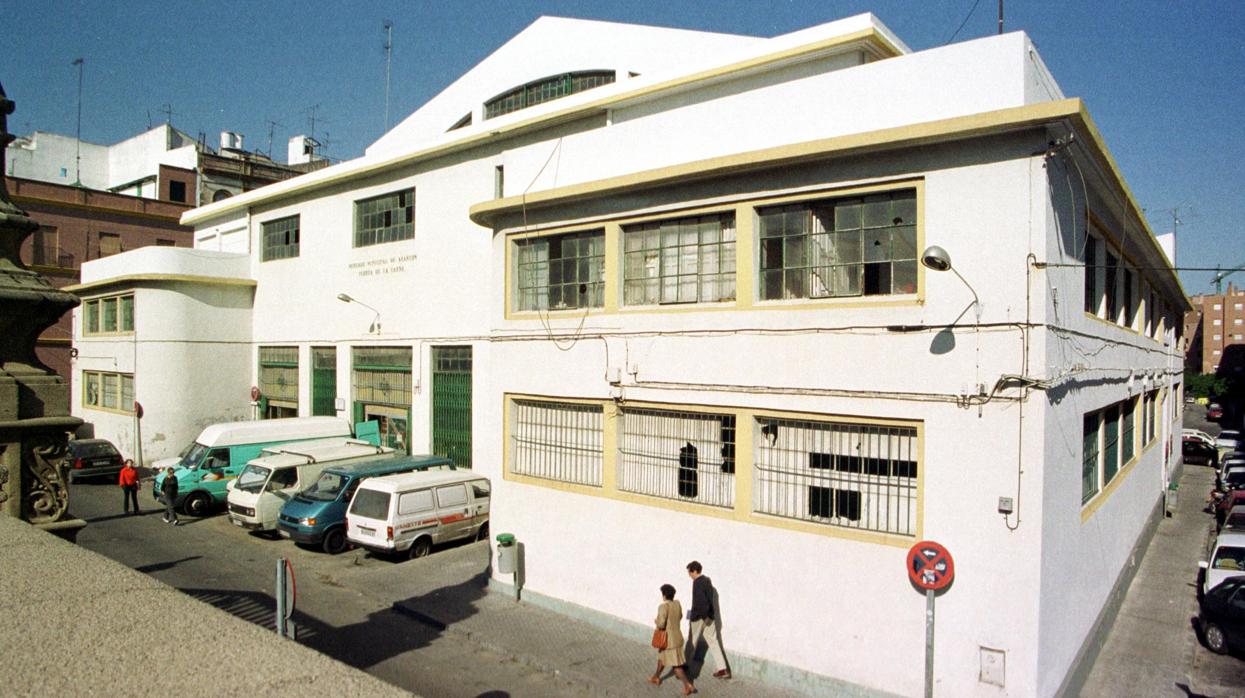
496, 533, 517, 574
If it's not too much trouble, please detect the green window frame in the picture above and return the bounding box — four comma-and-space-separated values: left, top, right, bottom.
258, 346, 299, 417
484, 70, 615, 120
513, 229, 604, 312
758, 189, 918, 300
354, 190, 414, 248
1102, 405, 1120, 485
351, 347, 413, 406
83, 372, 100, 407
83, 371, 133, 413
1121, 398, 1135, 465
1082, 412, 1100, 504
623, 213, 736, 306
120, 295, 134, 332
84, 300, 100, 334
261, 215, 300, 261
101, 297, 118, 332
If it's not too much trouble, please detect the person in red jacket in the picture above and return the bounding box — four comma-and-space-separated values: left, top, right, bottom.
118, 459, 140, 515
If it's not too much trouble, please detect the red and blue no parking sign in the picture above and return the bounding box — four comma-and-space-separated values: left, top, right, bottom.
907, 540, 954, 591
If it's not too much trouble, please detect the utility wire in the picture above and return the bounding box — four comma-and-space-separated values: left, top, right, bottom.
945, 0, 984, 44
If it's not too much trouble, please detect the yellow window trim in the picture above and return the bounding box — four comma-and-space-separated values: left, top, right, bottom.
504, 180, 925, 319
81, 370, 134, 415
501, 392, 922, 548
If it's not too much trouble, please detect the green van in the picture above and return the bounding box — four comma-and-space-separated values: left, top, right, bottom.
152, 417, 380, 516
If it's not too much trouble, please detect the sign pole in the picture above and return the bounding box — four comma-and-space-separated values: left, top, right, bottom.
925, 588, 935, 698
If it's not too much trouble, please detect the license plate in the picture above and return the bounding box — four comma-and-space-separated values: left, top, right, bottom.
231, 517, 243, 527
360, 526, 375, 536
279, 530, 290, 538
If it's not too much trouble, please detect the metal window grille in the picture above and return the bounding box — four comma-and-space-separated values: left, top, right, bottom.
31, 226, 58, 266
258, 346, 299, 404
618, 408, 735, 508
1082, 413, 1100, 503
352, 347, 412, 406
262, 215, 300, 261
754, 417, 917, 535
484, 70, 615, 120
759, 190, 917, 300
1121, 398, 1135, 464
511, 400, 603, 486
432, 346, 473, 468
514, 230, 604, 311
623, 214, 736, 305
1102, 405, 1120, 484
354, 190, 414, 247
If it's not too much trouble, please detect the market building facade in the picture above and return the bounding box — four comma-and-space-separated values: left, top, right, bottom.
71, 14, 1187, 697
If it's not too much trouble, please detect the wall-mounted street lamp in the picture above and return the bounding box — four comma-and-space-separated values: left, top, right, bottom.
921, 245, 981, 321
336, 293, 381, 334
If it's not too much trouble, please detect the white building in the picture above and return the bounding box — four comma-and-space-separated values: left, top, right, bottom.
69, 14, 1188, 697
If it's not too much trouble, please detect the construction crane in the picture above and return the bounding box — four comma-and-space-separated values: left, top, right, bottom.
1212, 261, 1245, 293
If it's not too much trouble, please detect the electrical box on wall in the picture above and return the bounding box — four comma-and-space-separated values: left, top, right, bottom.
980, 647, 1006, 687
998, 496, 1014, 515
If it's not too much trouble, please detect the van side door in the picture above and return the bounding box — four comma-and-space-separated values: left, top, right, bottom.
469, 480, 490, 535
434, 484, 471, 542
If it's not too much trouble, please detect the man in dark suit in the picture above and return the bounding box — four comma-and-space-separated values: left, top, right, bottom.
686, 560, 731, 679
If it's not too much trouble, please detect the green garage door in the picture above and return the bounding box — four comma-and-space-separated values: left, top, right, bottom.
431, 346, 472, 468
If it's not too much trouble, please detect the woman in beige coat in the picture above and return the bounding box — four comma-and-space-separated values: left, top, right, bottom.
650, 583, 696, 695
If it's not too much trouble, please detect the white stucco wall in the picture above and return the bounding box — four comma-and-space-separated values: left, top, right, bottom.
5, 131, 109, 188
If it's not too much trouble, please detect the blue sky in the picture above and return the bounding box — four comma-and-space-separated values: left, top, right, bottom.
4, 1, 1242, 292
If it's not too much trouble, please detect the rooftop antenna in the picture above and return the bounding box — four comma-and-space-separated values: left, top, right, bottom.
157, 103, 176, 125
998, 0, 1004, 34
72, 57, 83, 186
265, 118, 284, 158
383, 19, 394, 131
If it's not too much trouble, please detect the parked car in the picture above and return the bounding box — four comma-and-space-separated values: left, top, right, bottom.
1185, 428, 1216, 446
1209, 404, 1225, 420
346, 470, 490, 560
1217, 430, 1243, 452
1219, 464, 1245, 494
1198, 575, 1245, 654
66, 439, 125, 483
1199, 530, 1245, 597
1184, 436, 1219, 466
1225, 506, 1245, 532
1215, 490, 1245, 529
278, 453, 455, 554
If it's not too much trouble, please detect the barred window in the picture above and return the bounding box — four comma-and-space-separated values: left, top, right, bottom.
623, 214, 736, 305
510, 400, 602, 486
354, 189, 414, 247
753, 417, 917, 535
513, 230, 604, 312
758, 190, 917, 300
619, 408, 735, 508
352, 346, 412, 406
259, 346, 299, 417
484, 70, 615, 120
1121, 398, 1135, 464
1082, 413, 1100, 504
262, 215, 300, 261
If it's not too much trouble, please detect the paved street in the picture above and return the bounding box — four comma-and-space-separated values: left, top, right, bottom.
69, 481, 582, 698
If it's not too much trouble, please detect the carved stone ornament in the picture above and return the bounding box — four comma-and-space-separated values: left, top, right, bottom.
23, 437, 69, 523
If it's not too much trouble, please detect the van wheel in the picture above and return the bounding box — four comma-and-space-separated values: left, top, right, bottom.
1205, 622, 1230, 654
476, 522, 489, 542
409, 537, 432, 560
322, 528, 348, 555
184, 492, 211, 517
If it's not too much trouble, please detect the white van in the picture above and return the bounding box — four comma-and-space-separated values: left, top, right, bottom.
227, 438, 395, 532
346, 470, 490, 559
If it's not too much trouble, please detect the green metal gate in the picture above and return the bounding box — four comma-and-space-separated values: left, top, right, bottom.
311, 347, 337, 416
431, 346, 472, 468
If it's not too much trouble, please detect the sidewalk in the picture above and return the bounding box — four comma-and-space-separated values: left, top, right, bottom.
1078, 463, 1237, 697
347, 542, 811, 698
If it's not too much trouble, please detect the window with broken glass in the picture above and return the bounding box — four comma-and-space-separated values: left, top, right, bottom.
261, 215, 300, 261
753, 417, 917, 535
354, 189, 414, 247
758, 189, 917, 300
513, 230, 604, 312
623, 213, 736, 305
510, 400, 603, 487
618, 407, 735, 508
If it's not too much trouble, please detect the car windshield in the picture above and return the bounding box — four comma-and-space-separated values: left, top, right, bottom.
1221, 431, 1241, 441
72, 442, 118, 458
235, 465, 271, 493
303, 472, 348, 501
177, 442, 210, 469
1226, 471, 1245, 489
349, 489, 390, 520
1212, 545, 1245, 571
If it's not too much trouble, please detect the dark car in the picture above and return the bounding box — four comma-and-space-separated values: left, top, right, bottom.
66, 439, 124, 483
1184, 436, 1219, 467
1199, 575, 1245, 654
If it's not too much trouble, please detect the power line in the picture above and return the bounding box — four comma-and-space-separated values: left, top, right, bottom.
945, 0, 983, 44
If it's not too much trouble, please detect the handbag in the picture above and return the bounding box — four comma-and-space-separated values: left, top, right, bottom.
651, 628, 668, 649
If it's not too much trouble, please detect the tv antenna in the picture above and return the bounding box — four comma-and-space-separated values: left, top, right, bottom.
265, 119, 284, 158
383, 20, 394, 131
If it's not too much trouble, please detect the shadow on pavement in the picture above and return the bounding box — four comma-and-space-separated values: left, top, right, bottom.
136, 556, 202, 574
390, 567, 490, 630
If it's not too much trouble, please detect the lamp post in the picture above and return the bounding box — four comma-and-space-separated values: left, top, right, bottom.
921, 245, 981, 321
336, 293, 381, 334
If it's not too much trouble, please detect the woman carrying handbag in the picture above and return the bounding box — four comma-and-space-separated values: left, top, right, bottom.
649, 583, 696, 695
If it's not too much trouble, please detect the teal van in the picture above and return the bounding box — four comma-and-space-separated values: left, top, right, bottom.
276, 454, 454, 554
152, 417, 380, 516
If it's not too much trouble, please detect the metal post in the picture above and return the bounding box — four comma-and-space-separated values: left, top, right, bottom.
275, 557, 286, 638
925, 588, 935, 698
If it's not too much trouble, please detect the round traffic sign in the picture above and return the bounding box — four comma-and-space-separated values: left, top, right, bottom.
250, 385, 261, 402
907, 540, 954, 591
